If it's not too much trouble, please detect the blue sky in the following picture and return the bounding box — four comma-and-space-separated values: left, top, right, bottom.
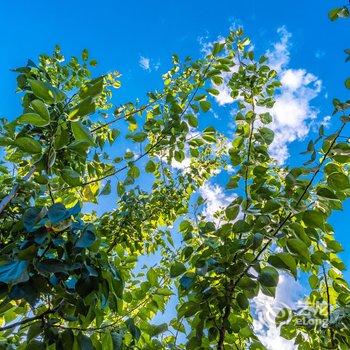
0, 1, 349, 348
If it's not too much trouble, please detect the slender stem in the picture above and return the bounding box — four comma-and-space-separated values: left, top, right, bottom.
321, 262, 335, 347
91, 95, 163, 133
217, 280, 234, 350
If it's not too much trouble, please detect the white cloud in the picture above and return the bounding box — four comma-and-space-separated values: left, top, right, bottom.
171, 156, 191, 171
315, 50, 325, 59
199, 182, 235, 223
266, 26, 291, 72
139, 56, 150, 71
139, 56, 160, 72
265, 27, 322, 163
268, 69, 321, 163
252, 272, 305, 349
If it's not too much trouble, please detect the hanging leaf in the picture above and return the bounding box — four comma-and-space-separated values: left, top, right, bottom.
345, 78, 350, 89
258, 266, 279, 287
170, 262, 186, 277
100, 180, 111, 195
23, 207, 46, 232
268, 253, 297, 278
236, 292, 249, 310
80, 77, 104, 99
327, 172, 350, 190
30, 99, 50, 120
125, 319, 141, 341
225, 204, 239, 220
75, 227, 96, 248
0, 260, 29, 284
18, 113, 49, 127
61, 168, 81, 187
302, 210, 325, 229
199, 100, 211, 112
28, 79, 55, 104
47, 203, 68, 224
145, 160, 156, 173
286, 238, 310, 260
15, 136, 42, 153
71, 121, 95, 145
68, 96, 96, 120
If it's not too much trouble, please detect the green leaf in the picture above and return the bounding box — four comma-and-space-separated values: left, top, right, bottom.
302, 210, 325, 229
145, 160, 156, 173
30, 99, 50, 120
345, 78, 350, 89
80, 77, 104, 100
100, 181, 111, 195
117, 181, 125, 196
199, 100, 211, 112
237, 276, 258, 290
71, 121, 94, 145
61, 168, 81, 187
187, 114, 198, 127
286, 238, 310, 260
77, 332, 94, 350
48, 203, 67, 224
212, 42, 225, 55
69, 96, 96, 120
125, 318, 141, 341
170, 262, 186, 277
18, 113, 49, 127
54, 125, 69, 150
268, 253, 297, 278
178, 301, 200, 318
260, 112, 272, 124
309, 274, 319, 289
27, 321, 42, 341
258, 266, 279, 287
148, 323, 168, 337
0, 260, 29, 284
327, 172, 350, 190
28, 79, 55, 104
23, 207, 45, 232
251, 233, 264, 250
26, 340, 45, 350
111, 332, 123, 350
155, 287, 173, 296
259, 127, 274, 145
225, 205, 239, 220
36, 259, 70, 274
147, 268, 158, 285
82, 49, 89, 61
128, 165, 140, 179
75, 227, 96, 249
179, 275, 194, 290
317, 187, 338, 200
101, 332, 113, 350
15, 136, 42, 153
236, 292, 249, 310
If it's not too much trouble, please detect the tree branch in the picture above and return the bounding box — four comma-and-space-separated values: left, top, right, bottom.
0, 301, 63, 332
216, 121, 346, 347
64, 60, 214, 190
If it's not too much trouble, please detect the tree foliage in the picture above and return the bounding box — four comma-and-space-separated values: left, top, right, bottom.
0, 10, 349, 350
